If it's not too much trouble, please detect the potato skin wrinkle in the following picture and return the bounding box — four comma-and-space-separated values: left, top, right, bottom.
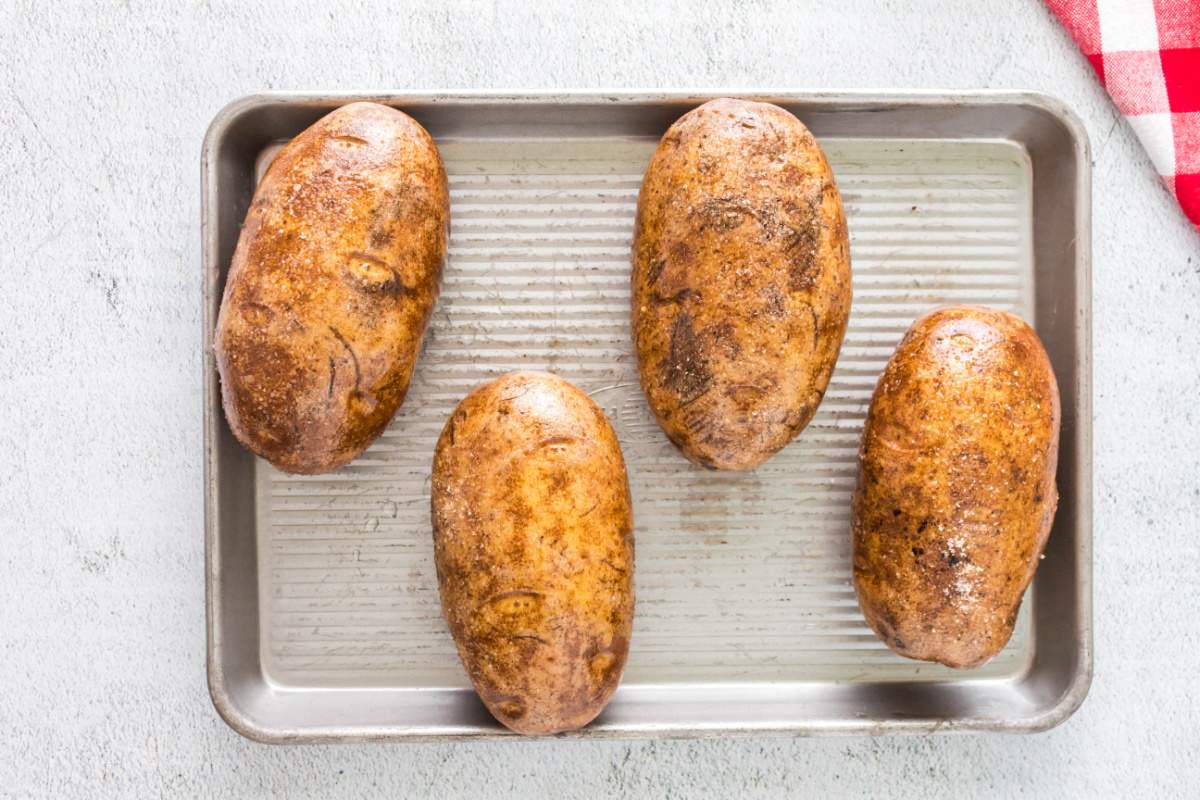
215, 101, 448, 474
431, 371, 635, 735
632, 97, 852, 471
852, 306, 1061, 669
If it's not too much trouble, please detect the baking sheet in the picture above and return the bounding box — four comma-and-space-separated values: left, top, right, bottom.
204, 92, 1091, 740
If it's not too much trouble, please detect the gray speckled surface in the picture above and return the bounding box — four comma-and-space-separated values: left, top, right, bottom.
1, 0, 1197, 796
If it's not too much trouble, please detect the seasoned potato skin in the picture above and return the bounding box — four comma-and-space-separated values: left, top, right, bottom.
431, 372, 635, 735
852, 306, 1060, 669
214, 102, 448, 474
632, 98, 852, 470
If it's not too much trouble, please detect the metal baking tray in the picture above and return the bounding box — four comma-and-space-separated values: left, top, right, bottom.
203, 91, 1091, 742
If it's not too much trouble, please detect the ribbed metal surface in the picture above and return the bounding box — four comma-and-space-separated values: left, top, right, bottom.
257, 136, 1034, 689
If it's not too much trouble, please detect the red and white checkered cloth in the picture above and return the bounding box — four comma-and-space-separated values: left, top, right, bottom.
1046, 0, 1199, 230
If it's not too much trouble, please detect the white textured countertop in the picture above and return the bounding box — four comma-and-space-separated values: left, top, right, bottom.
1, 1, 1197, 796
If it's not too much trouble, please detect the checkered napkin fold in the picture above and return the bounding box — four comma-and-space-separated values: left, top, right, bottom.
1047, 0, 1199, 230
